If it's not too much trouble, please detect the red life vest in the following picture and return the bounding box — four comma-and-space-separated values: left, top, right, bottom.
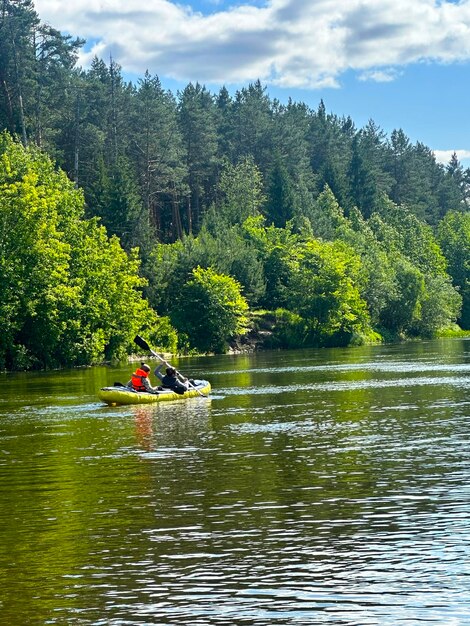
131, 368, 149, 392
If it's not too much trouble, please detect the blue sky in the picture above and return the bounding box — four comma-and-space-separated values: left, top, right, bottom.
34, 0, 470, 167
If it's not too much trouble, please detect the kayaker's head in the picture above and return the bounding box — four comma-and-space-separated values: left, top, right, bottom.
140, 363, 151, 373
166, 367, 176, 377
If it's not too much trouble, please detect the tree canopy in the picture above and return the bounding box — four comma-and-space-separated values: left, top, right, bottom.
0, 0, 468, 369
0, 132, 157, 369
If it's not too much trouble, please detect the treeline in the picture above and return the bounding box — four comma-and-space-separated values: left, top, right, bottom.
0, 0, 469, 369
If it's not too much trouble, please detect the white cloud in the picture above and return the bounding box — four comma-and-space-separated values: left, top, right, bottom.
34, 0, 470, 88
434, 149, 470, 165
358, 68, 401, 82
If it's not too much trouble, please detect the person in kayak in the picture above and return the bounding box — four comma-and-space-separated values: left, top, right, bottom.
127, 363, 159, 393
154, 364, 189, 394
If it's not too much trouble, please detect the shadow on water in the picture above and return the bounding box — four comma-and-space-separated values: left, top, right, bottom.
0, 338, 469, 625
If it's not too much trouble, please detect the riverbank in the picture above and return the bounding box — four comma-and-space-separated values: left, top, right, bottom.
227, 311, 470, 354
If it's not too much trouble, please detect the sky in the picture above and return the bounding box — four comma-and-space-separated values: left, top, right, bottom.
34, 0, 470, 167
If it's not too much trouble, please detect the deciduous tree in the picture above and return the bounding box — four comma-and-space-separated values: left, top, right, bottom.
170, 266, 249, 353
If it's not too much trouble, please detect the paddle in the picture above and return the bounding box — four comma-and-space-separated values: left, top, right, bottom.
133, 335, 207, 397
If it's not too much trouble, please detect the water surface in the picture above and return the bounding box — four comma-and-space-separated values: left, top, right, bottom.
0, 339, 469, 624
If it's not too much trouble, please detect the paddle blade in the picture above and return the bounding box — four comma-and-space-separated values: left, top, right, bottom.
134, 335, 150, 352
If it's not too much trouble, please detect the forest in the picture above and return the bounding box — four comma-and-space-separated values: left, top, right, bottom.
0, 0, 469, 370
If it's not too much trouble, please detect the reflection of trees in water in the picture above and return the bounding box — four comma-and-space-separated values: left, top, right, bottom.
132, 398, 212, 450
133, 406, 155, 450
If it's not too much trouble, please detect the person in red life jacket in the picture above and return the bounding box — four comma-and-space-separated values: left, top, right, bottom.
126, 363, 159, 393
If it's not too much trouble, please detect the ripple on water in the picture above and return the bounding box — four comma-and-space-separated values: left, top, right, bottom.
1, 340, 469, 625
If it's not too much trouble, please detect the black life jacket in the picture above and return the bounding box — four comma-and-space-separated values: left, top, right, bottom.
161, 374, 185, 394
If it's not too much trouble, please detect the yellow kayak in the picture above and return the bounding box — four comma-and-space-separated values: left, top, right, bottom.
98, 381, 211, 406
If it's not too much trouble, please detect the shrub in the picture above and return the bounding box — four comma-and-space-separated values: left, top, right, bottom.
170, 267, 249, 353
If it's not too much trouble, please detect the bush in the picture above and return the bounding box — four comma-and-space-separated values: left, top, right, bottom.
170, 267, 249, 353
269, 309, 309, 349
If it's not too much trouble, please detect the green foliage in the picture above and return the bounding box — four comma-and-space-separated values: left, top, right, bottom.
438, 211, 470, 328
170, 266, 249, 353
0, 9, 467, 357
145, 239, 186, 314
178, 82, 219, 225
240, 216, 300, 308
414, 274, 462, 338
94, 154, 147, 251
147, 226, 266, 312
237, 217, 374, 346
309, 185, 349, 240
378, 258, 425, 334
348, 134, 379, 217
0, 0, 83, 146
230, 81, 274, 172
131, 72, 188, 241
336, 201, 462, 338
0, 133, 157, 369
215, 156, 266, 225
267, 309, 309, 349
374, 197, 448, 275
286, 239, 374, 346
193, 226, 266, 306
266, 153, 298, 227
62, 226, 156, 364
148, 316, 179, 355
338, 207, 397, 326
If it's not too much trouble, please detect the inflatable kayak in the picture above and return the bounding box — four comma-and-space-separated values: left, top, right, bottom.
98, 380, 211, 406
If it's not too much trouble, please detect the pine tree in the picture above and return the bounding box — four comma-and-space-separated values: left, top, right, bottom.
0, 0, 39, 143
231, 80, 274, 176
266, 152, 297, 227
215, 86, 234, 163
445, 152, 469, 210
178, 82, 219, 231
348, 135, 378, 218
309, 100, 351, 207
130, 72, 188, 241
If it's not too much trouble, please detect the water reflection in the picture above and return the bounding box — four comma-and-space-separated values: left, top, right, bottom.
0, 339, 469, 625
130, 399, 212, 454
133, 407, 155, 451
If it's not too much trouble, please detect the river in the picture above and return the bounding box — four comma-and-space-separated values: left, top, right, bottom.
0, 338, 469, 625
